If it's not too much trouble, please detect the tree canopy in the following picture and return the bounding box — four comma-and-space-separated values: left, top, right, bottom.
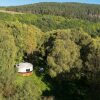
0, 3, 100, 99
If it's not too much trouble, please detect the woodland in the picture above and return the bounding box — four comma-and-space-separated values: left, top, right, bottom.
0, 2, 100, 100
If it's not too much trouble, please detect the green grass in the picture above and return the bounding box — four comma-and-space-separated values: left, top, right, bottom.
14, 72, 48, 90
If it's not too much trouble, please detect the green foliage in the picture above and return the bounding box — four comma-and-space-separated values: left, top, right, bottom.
2, 21, 43, 62
7, 72, 48, 100
86, 37, 100, 72
6, 2, 100, 22
0, 72, 16, 99
0, 6, 100, 99
0, 28, 17, 70
47, 39, 81, 77
0, 72, 48, 100
41, 29, 93, 77
0, 12, 17, 21
0, 12, 100, 37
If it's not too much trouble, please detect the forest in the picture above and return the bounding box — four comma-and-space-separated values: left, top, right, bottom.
0, 2, 100, 100
5, 2, 100, 22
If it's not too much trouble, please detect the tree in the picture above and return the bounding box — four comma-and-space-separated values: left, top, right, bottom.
86, 37, 100, 77
47, 39, 82, 77
6, 22, 43, 62
41, 29, 83, 77
0, 29, 17, 71
0, 28, 17, 99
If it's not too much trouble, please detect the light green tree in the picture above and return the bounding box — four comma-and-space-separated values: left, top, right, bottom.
45, 32, 82, 77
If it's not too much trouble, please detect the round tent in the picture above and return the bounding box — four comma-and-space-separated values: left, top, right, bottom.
16, 62, 33, 76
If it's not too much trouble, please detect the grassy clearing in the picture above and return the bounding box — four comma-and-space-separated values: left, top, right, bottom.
0, 10, 23, 14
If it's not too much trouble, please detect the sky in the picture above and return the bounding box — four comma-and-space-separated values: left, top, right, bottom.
0, 0, 100, 6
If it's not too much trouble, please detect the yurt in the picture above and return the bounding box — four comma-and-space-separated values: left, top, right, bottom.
16, 62, 33, 76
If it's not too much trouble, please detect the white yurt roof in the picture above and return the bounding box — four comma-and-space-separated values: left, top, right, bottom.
16, 62, 33, 69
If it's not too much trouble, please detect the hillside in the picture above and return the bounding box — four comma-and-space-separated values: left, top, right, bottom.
0, 2, 100, 100
5, 2, 100, 22
0, 11, 100, 36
